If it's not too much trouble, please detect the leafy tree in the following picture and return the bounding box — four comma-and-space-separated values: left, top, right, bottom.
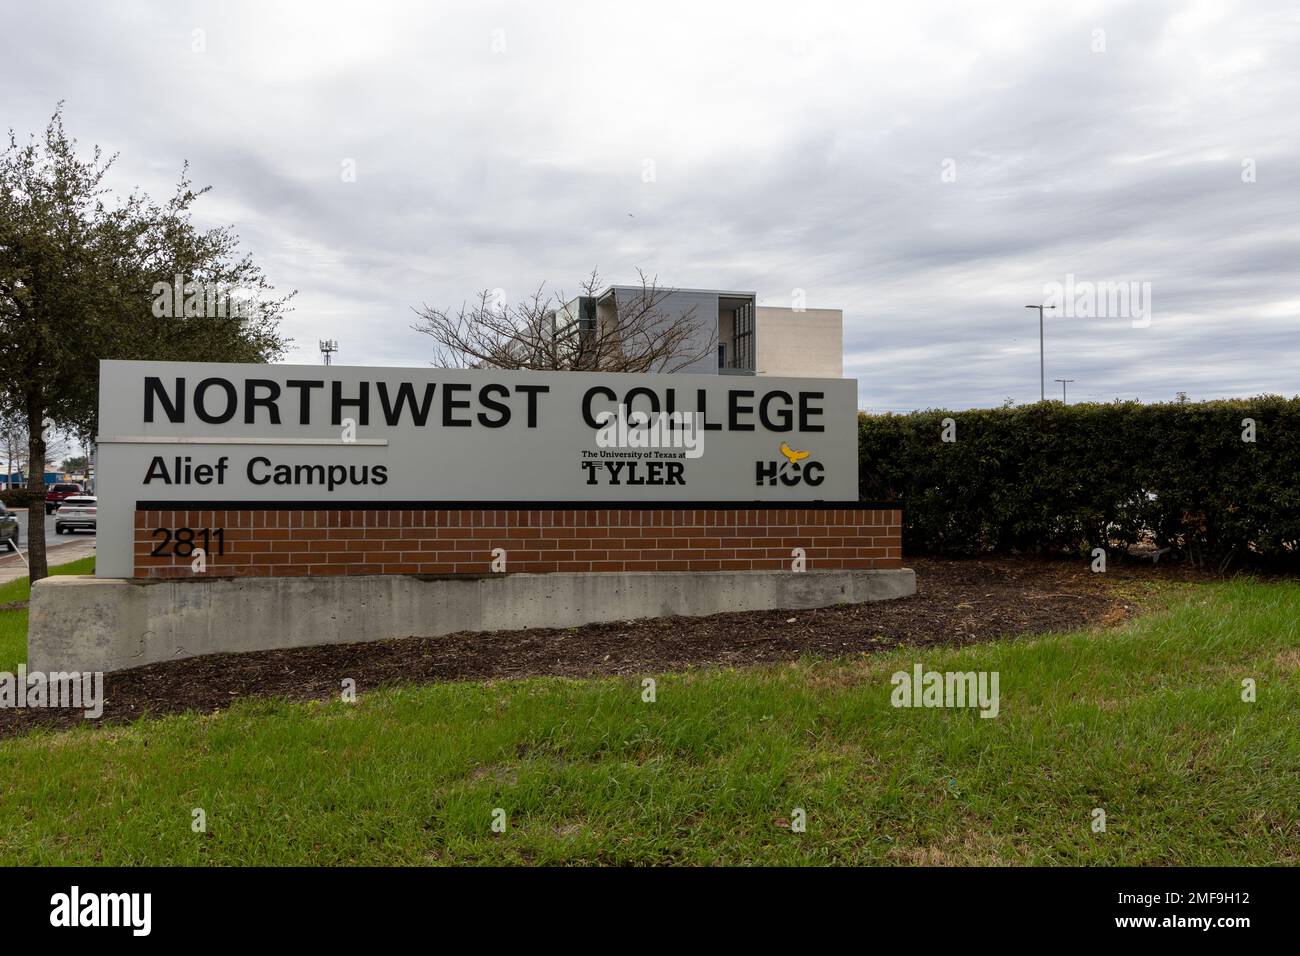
0, 105, 292, 579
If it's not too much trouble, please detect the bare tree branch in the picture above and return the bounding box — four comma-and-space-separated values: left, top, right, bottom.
412, 269, 717, 373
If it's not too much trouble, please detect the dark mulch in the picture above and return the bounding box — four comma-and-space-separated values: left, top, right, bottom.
0, 555, 1208, 738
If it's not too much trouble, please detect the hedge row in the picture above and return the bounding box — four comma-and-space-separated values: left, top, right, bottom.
858, 397, 1300, 563
0, 488, 38, 508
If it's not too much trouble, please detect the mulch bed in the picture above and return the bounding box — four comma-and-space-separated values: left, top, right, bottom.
0, 555, 1212, 738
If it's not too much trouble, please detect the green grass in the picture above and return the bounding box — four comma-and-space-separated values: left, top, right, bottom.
0, 576, 1295, 865
0, 556, 95, 673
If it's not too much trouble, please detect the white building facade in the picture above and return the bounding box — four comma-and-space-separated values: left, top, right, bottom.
552, 286, 843, 378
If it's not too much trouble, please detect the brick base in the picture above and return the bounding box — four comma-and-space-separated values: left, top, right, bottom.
133, 505, 902, 579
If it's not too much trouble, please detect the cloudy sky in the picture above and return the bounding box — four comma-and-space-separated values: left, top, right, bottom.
5, 0, 1297, 411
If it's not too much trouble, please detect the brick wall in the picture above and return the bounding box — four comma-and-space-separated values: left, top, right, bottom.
133, 506, 902, 579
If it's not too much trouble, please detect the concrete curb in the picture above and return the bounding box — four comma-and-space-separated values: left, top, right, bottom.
29, 569, 916, 673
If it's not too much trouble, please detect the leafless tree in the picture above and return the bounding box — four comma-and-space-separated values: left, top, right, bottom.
0, 408, 66, 488
0, 409, 27, 485
412, 269, 717, 373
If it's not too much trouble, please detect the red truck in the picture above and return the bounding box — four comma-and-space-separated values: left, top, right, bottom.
44, 482, 85, 515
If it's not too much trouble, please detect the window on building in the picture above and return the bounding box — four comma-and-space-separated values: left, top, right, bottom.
733, 301, 754, 369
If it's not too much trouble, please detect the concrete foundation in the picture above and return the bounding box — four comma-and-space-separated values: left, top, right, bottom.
29, 569, 916, 674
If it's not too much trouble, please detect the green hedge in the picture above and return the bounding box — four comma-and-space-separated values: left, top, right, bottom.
858, 397, 1300, 563
0, 488, 38, 508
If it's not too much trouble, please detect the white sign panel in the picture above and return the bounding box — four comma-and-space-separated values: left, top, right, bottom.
96, 360, 859, 576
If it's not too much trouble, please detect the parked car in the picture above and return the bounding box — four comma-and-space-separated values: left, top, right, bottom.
54, 496, 97, 534
0, 502, 17, 550
45, 482, 85, 515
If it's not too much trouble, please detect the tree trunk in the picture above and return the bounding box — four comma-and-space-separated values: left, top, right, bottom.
25, 399, 47, 582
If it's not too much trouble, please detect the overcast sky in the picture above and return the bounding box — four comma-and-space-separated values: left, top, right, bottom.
5, 0, 1297, 411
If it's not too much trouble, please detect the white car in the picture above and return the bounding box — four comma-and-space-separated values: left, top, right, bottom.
54, 496, 97, 534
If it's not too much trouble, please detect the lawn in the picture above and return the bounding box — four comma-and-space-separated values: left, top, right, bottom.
0, 556, 95, 674
0, 575, 1294, 865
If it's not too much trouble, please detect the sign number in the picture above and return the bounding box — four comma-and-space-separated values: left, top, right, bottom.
151, 527, 225, 558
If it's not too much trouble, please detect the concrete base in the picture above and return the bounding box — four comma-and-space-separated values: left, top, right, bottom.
29, 569, 916, 674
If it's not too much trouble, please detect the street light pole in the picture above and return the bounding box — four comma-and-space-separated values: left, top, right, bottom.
1054, 378, 1075, 404
1025, 304, 1056, 402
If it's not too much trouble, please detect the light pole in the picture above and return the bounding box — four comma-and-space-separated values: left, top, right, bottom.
1025, 304, 1056, 402
1054, 378, 1074, 404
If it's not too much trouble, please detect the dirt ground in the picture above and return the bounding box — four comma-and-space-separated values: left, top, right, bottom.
0, 555, 1211, 737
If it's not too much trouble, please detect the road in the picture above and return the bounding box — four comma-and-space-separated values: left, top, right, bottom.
0, 512, 97, 583
9, 509, 97, 554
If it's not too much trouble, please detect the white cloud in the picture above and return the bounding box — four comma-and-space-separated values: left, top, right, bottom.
4, 0, 1298, 407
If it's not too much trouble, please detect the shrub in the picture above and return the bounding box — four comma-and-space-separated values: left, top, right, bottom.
858, 397, 1300, 563
0, 488, 38, 509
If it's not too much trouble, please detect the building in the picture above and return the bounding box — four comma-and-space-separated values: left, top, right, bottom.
0, 471, 68, 488
756, 305, 843, 378
548, 286, 843, 378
